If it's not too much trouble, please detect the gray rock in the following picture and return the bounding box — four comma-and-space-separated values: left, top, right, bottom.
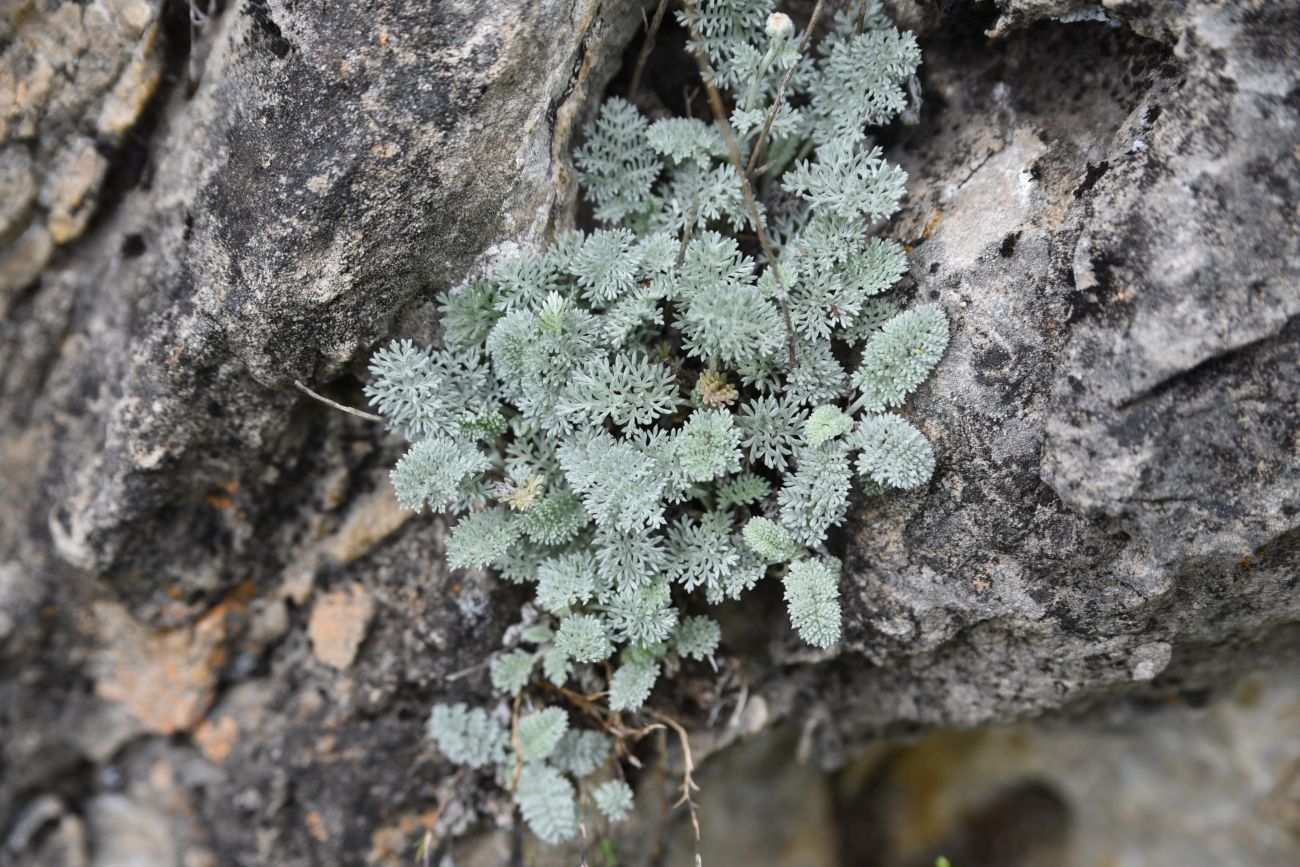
85, 794, 176, 867
4, 0, 639, 618
659, 671, 1300, 867
0, 0, 165, 306
797, 0, 1300, 743
1, 0, 639, 860
3, 796, 89, 867
0, 0, 1297, 864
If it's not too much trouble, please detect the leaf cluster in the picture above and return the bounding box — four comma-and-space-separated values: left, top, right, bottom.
396, 0, 945, 847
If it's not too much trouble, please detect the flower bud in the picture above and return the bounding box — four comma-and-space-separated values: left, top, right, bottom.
765, 12, 794, 40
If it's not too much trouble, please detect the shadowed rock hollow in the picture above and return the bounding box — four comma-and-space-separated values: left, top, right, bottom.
1, 1, 1296, 865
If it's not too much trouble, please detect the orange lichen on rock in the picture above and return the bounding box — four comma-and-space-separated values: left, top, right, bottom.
93, 601, 231, 734
307, 582, 375, 670
205, 480, 243, 512
193, 715, 239, 763
305, 809, 330, 842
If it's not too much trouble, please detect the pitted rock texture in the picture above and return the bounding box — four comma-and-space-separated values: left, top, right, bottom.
789, 0, 1300, 746
1, 0, 638, 862
0, 0, 1297, 865
1040, 1, 1300, 560
3, 0, 636, 619
0, 0, 166, 305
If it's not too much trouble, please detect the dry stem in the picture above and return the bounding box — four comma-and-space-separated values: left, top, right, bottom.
293, 380, 384, 422
538, 681, 663, 756
647, 709, 702, 866
629, 0, 671, 98
508, 691, 524, 791
578, 783, 590, 867
744, 0, 828, 178
413, 768, 467, 867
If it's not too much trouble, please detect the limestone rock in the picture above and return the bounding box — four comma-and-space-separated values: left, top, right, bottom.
307, 582, 374, 670
0, 0, 165, 300
0, 0, 1297, 864
806, 0, 1300, 742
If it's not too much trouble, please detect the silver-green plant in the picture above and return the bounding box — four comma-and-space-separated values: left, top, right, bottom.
372, 0, 944, 846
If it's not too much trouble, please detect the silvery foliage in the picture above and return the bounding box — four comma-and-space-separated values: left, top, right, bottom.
374, 0, 945, 845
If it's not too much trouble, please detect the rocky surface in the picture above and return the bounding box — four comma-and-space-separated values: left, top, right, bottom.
0, 0, 166, 304
661, 671, 1300, 867
1, 0, 1296, 865
795, 0, 1300, 747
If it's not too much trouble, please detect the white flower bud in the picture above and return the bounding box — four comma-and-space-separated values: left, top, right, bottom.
765, 12, 794, 40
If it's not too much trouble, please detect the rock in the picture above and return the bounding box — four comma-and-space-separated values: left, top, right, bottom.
41, 136, 111, 244
0, 0, 1297, 864
307, 582, 374, 670
1040, 0, 1300, 562
85, 794, 177, 867
0, 222, 51, 310
662, 729, 840, 867
92, 600, 232, 735
828, 671, 1300, 867
525, 674, 1300, 867
797, 0, 1300, 743
0, 147, 36, 245
2, 0, 641, 860
0, 0, 166, 296
192, 714, 240, 763
3, 796, 89, 867
0, 0, 641, 624
0, 562, 37, 643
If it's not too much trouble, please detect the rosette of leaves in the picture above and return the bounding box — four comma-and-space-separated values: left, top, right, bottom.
371, 0, 945, 847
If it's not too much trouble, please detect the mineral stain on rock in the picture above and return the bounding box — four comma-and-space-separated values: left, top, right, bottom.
92, 600, 231, 735
307, 582, 375, 671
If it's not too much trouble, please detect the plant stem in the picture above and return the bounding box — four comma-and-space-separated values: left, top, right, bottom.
680, 0, 798, 370
647, 709, 703, 867
628, 0, 671, 98
745, 0, 827, 178
293, 380, 384, 422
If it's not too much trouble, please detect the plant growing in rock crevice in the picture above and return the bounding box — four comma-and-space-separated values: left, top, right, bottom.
363, 0, 945, 849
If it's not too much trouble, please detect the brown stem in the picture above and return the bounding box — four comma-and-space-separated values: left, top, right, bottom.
680, 0, 798, 370
647, 709, 702, 866
628, 0, 671, 98
744, 0, 828, 178
540, 681, 612, 725
536, 681, 662, 751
